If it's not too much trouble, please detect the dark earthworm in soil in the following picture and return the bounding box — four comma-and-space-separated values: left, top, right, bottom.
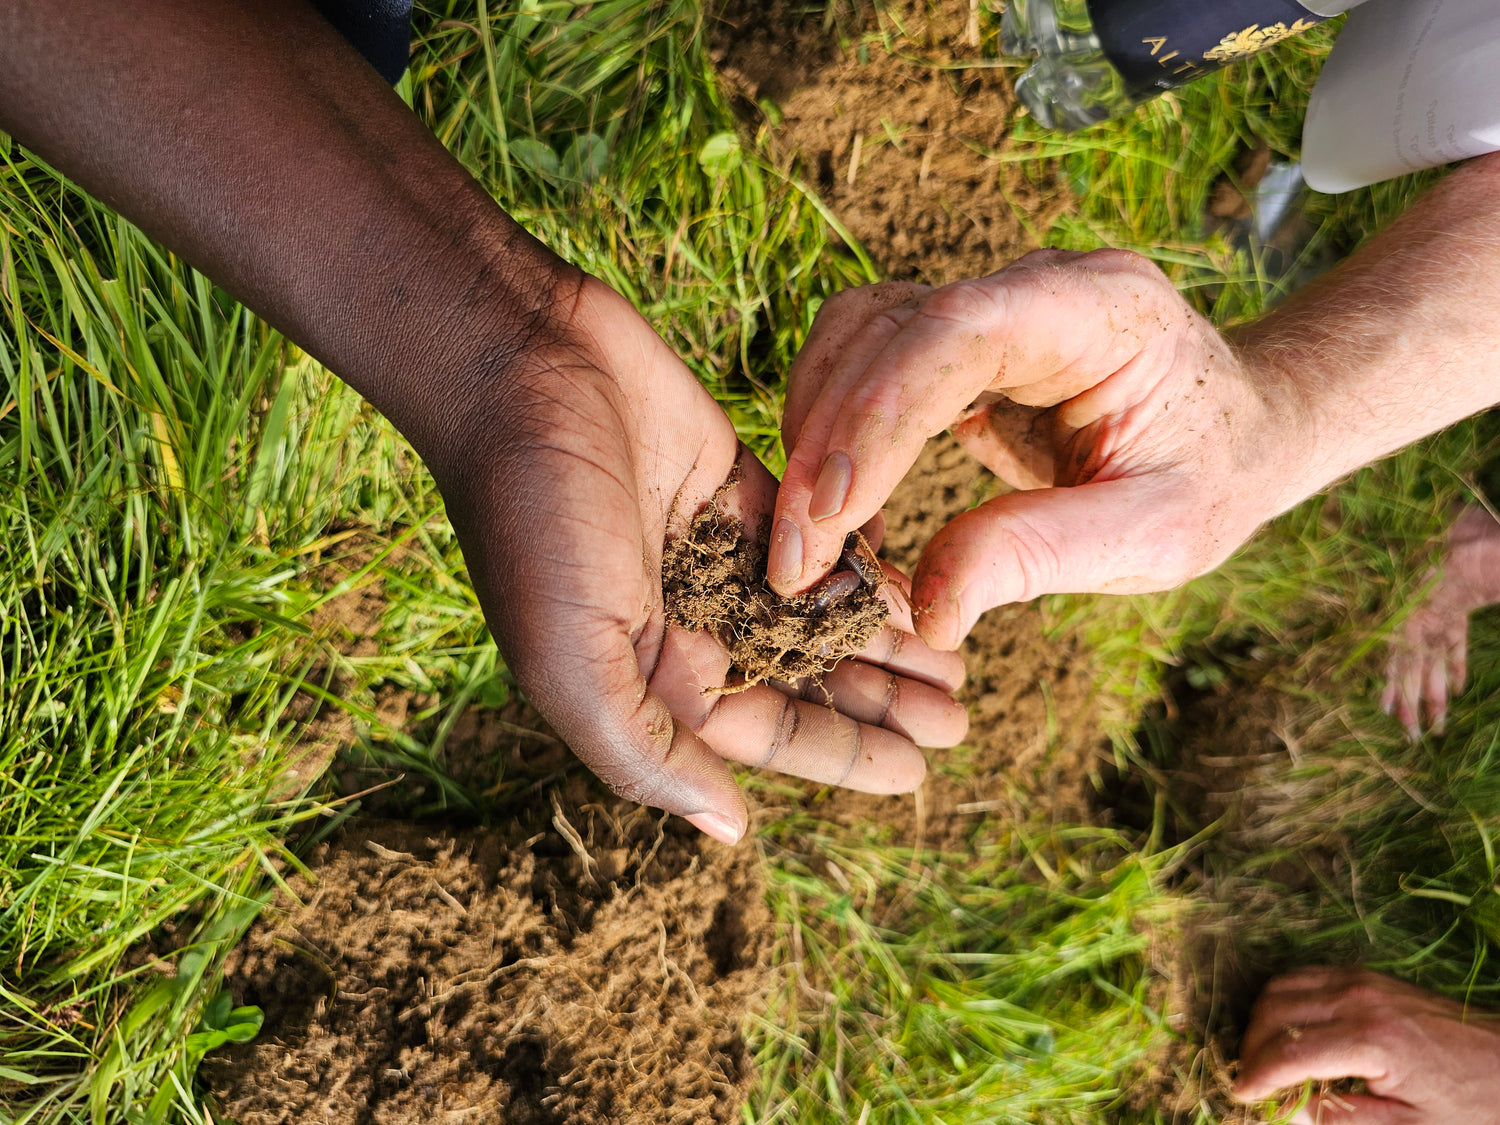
809, 570, 862, 616
840, 533, 882, 587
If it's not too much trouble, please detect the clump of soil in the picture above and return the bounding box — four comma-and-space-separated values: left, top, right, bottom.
203, 787, 771, 1125
662, 490, 887, 686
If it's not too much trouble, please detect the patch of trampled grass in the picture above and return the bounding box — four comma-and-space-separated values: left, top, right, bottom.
749, 817, 1178, 1124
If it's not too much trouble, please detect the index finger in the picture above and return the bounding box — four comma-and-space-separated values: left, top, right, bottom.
782, 281, 931, 452
768, 248, 1179, 596
1233, 1022, 1394, 1102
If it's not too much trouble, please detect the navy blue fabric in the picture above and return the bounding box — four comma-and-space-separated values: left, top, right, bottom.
311, 0, 413, 85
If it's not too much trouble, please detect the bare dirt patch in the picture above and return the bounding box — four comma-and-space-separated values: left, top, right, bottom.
204, 785, 770, 1125
713, 0, 1069, 285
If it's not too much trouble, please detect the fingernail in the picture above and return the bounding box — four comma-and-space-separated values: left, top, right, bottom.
684, 811, 744, 845
768, 517, 803, 587
809, 451, 853, 523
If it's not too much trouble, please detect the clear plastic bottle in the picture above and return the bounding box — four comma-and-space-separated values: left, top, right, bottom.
1002, 0, 1366, 131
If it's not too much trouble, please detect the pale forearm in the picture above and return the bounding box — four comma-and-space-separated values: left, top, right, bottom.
1233, 153, 1500, 506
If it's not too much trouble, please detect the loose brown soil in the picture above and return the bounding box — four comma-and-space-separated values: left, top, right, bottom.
204, 785, 771, 1125
713, 0, 1070, 285
661, 483, 887, 686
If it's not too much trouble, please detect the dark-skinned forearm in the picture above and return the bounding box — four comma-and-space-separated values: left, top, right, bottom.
0, 0, 575, 477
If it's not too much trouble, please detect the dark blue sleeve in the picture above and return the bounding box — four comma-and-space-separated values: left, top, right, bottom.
310, 0, 413, 85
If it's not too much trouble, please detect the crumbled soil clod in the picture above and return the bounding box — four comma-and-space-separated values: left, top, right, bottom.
661, 491, 888, 687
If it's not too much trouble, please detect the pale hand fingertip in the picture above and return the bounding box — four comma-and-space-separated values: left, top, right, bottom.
921, 701, 969, 749
1229, 1077, 1272, 1105
891, 747, 928, 792
684, 810, 747, 846
850, 735, 928, 794
932, 649, 969, 694
911, 585, 966, 653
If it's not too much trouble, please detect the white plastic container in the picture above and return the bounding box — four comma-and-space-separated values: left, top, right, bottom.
1303, 0, 1500, 192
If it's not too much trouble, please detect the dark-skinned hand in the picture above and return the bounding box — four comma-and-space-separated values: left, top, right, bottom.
441, 274, 968, 843
0, 0, 965, 845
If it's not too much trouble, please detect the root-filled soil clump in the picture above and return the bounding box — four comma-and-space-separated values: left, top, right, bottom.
662, 493, 888, 686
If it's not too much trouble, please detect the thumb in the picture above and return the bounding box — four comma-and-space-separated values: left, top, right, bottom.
910, 476, 1202, 649
517, 627, 749, 846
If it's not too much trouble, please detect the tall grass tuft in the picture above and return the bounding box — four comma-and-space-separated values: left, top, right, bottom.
0, 151, 397, 1121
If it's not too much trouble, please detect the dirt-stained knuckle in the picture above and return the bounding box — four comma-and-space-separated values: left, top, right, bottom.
761, 694, 800, 769
814, 279, 922, 323
1005, 246, 1085, 274
833, 720, 863, 788
604, 764, 670, 809
875, 672, 898, 727
1332, 978, 1407, 1017
788, 282, 929, 429
987, 513, 1064, 606
917, 272, 1010, 334
794, 675, 835, 705
593, 706, 684, 809
1077, 245, 1170, 283
876, 624, 904, 666
839, 356, 910, 439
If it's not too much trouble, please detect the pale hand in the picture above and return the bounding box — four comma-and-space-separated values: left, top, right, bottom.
769, 249, 1312, 650
1382, 504, 1500, 738
1234, 965, 1500, 1124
